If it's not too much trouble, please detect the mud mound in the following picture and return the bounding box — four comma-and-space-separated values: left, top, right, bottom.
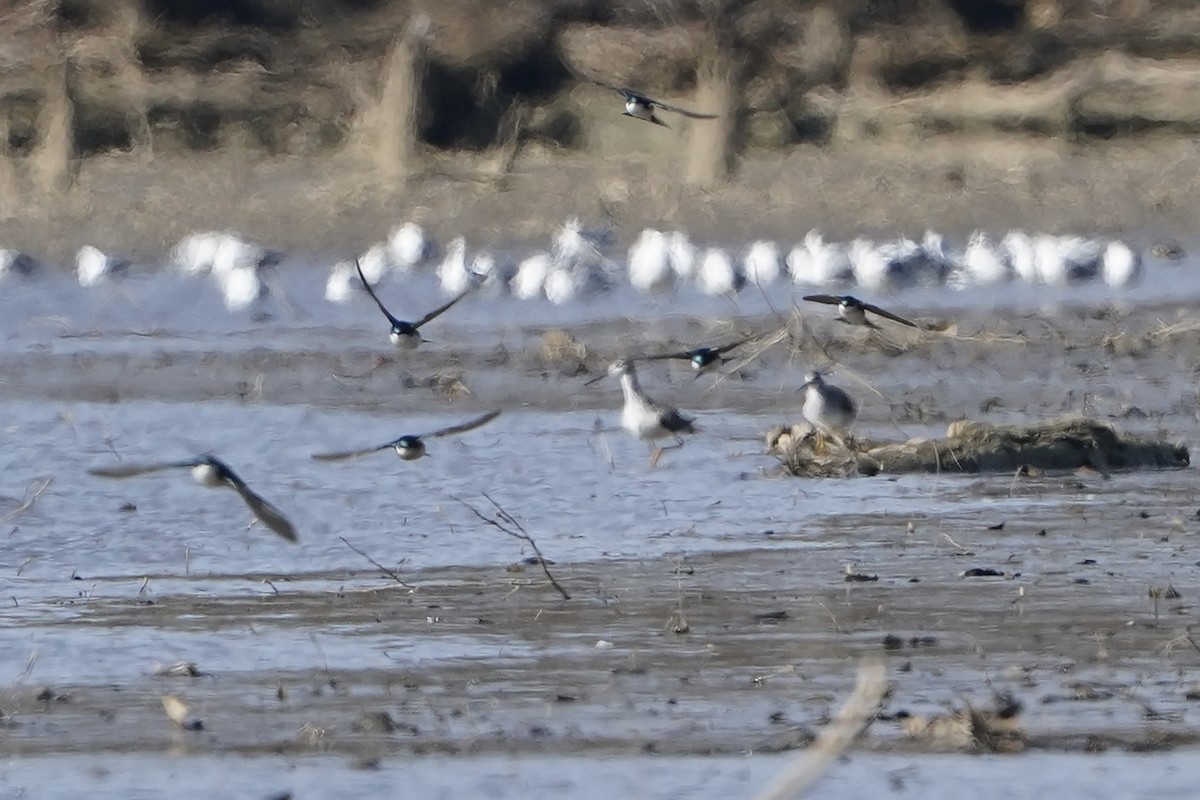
768, 418, 1190, 478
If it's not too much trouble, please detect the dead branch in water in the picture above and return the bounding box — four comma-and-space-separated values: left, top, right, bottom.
457, 494, 570, 600
0, 477, 53, 524
338, 536, 412, 590
750, 658, 888, 800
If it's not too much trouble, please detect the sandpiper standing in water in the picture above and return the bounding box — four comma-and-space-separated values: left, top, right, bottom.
355, 258, 472, 349
87, 455, 298, 542
800, 371, 857, 452
588, 359, 696, 467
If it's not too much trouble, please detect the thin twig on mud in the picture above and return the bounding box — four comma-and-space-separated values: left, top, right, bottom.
456, 494, 570, 600
338, 536, 412, 589
0, 477, 53, 524
750, 658, 888, 800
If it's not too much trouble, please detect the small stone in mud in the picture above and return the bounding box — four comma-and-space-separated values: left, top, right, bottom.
35, 687, 70, 704
768, 710, 788, 724
119, 502, 136, 512
523, 556, 555, 566
987, 522, 1005, 531
555, 694, 577, 703
1037, 529, 1047, 536
1185, 685, 1200, 701
883, 634, 904, 650
962, 567, 1005, 578
752, 610, 789, 623
1079, 558, 1097, 565
153, 661, 208, 678
353, 711, 397, 733
1074, 578, 1090, 584
845, 572, 878, 582
909, 636, 938, 648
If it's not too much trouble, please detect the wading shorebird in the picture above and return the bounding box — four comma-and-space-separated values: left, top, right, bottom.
800, 370, 857, 451
310, 410, 502, 463
587, 359, 696, 467
579, 75, 718, 128
801, 294, 918, 329
87, 455, 298, 542
639, 333, 759, 378
355, 258, 470, 349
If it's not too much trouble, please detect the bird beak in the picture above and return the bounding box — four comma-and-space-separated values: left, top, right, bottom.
584, 373, 606, 387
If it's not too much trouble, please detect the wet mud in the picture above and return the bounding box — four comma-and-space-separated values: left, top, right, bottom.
3, 282, 1200, 795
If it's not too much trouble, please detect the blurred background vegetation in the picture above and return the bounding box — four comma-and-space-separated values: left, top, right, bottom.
0, 0, 1196, 258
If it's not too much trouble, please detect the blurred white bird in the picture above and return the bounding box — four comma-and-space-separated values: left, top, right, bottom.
742, 240, 783, 287
628, 229, 674, 293
1101, 239, 1142, 288
76, 245, 130, 287
667, 231, 698, 282
789, 230, 853, 287
216, 264, 264, 311
962, 231, 1011, 286
388, 222, 432, 272
1035, 234, 1102, 285
356, 243, 393, 287
1002, 231, 1038, 284
437, 237, 473, 295
171, 231, 225, 276
696, 248, 742, 296
325, 260, 357, 304
512, 253, 551, 300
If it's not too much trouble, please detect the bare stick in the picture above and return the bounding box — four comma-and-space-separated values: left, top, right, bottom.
456, 494, 570, 600
0, 477, 53, 524
338, 536, 412, 589
751, 658, 888, 800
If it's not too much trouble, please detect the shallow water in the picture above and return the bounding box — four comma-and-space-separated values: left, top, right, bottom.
4, 750, 1200, 800
3, 259, 1200, 794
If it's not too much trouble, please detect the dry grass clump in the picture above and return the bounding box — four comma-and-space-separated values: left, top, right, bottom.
899, 692, 1025, 753
770, 418, 1190, 478
538, 329, 587, 375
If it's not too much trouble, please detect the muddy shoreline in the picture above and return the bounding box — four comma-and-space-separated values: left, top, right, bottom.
8, 533, 1200, 761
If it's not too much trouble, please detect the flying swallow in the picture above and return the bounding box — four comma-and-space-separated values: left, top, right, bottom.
801, 294, 918, 329
310, 410, 502, 462
637, 333, 759, 377
355, 258, 471, 349
579, 74, 718, 128
87, 455, 298, 542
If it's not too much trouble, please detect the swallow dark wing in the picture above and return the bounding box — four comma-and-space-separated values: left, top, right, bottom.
310, 441, 394, 462
421, 409, 503, 439
713, 333, 760, 356
354, 259, 404, 328
801, 294, 844, 307
861, 302, 918, 328
413, 287, 471, 329
636, 351, 693, 363
87, 459, 202, 478
570, 69, 630, 96
223, 477, 298, 542
649, 98, 718, 119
